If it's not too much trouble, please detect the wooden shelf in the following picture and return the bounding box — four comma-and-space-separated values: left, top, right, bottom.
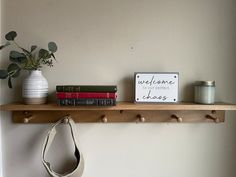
1, 101, 236, 111
1, 102, 236, 123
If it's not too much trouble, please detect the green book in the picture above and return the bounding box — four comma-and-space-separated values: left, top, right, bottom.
56, 85, 117, 92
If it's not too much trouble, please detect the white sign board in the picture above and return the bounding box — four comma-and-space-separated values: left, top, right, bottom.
135, 72, 179, 103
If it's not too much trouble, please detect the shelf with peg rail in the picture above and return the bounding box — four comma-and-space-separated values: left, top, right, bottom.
1, 101, 236, 123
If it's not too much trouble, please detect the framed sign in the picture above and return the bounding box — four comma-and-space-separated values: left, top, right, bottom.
134, 72, 179, 103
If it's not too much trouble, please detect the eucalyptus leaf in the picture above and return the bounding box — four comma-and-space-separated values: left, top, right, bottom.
0, 70, 8, 79
10, 51, 27, 63
5, 31, 17, 41
8, 77, 13, 88
20, 47, 31, 55
48, 42, 57, 53
7, 63, 21, 78
51, 53, 56, 60
31, 45, 37, 52
39, 49, 50, 59
10, 51, 25, 58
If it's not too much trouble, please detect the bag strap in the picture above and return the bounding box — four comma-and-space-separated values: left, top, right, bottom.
42, 117, 84, 177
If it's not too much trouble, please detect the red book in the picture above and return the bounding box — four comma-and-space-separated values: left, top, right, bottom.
56, 92, 117, 99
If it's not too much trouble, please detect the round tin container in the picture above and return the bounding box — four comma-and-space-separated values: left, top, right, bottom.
194, 81, 215, 104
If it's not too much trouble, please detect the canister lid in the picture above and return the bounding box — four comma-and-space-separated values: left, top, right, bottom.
195, 81, 215, 86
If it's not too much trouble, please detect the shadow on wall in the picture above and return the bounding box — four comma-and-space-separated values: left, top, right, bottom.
48, 91, 56, 102
0, 80, 22, 103
181, 82, 194, 102
118, 76, 134, 102
0, 53, 23, 103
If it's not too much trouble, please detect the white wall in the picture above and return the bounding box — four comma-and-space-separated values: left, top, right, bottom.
1, 0, 236, 177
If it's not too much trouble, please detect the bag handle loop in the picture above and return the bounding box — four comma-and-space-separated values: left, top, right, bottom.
42, 116, 84, 177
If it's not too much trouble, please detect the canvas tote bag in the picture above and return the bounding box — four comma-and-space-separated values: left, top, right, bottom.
42, 117, 84, 177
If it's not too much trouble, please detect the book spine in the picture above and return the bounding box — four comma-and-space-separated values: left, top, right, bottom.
56, 85, 117, 92
58, 99, 116, 106
56, 92, 117, 99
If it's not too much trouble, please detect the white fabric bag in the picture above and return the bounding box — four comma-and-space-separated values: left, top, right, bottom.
42, 117, 84, 177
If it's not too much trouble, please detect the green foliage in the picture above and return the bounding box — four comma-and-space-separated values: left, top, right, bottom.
31, 45, 37, 52
0, 70, 8, 79
0, 31, 58, 88
8, 77, 12, 88
10, 51, 27, 63
48, 42, 57, 53
7, 63, 21, 78
39, 49, 50, 59
5, 31, 17, 41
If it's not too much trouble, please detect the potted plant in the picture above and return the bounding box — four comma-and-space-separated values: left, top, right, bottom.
0, 31, 58, 104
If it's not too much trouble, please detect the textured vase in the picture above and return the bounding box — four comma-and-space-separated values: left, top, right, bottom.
22, 70, 48, 104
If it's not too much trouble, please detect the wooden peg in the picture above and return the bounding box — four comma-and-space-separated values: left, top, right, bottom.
211, 110, 216, 114
206, 114, 220, 123
23, 116, 34, 123
171, 114, 183, 122
137, 114, 146, 122
120, 110, 124, 114
101, 115, 108, 123
23, 111, 29, 115
62, 117, 70, 124
63, 114, 70, 124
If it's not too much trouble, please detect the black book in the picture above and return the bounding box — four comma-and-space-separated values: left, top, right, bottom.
58, 98, 116, 106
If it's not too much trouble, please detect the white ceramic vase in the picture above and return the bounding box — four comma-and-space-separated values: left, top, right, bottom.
22, 70, 48, 104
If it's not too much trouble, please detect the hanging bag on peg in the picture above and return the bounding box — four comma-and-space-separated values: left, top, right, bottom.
42, 117, 84, 177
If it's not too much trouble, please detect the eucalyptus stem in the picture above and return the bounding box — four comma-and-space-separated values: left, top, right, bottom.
13, 41, 21, 49
8, 70, 17, 76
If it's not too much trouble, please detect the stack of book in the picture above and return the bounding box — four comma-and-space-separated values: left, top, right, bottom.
56, 85, 117, 106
